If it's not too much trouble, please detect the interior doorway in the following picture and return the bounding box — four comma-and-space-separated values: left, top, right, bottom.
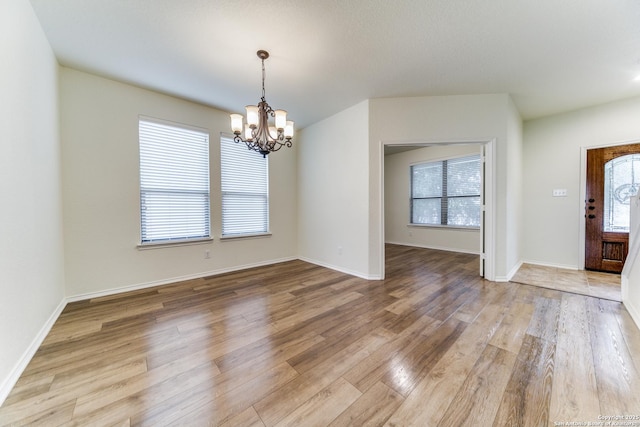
585, 143, 640, 273
379, 139, 495, 281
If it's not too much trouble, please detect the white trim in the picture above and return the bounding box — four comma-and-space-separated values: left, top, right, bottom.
298, 256, 381, 280
219, 232, 272, 241
67, 256, 297, 302
385, 240, 480, 255
379, 138, 496, 281
0, 298, 67, 406
494, 260, 523, 282
137, 237, 213, 250
407, 224, 480, 231
622, 288, 640, 329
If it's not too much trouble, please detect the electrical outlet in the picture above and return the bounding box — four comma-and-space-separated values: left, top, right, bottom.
338, 246, 343, 255
204, 250, 210, 259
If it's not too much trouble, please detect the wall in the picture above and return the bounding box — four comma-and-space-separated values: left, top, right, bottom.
622, 194, 640, 329
60, 68, 297, 298
0, 0, 66, 403
523, 96, 640, 268
505, 98, 524, 277
297, 101, 371, 278
384, 144, 482, 254
369, 94, 520, 281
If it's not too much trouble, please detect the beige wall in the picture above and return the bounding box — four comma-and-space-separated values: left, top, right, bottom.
60, 68, 298, 298
0, 0, 66, 402
297, 101, 372, 278
384, 144, 482, 254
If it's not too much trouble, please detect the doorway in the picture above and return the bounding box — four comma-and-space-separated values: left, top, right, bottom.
585, 143, 640, 273
379, 139, 495, 281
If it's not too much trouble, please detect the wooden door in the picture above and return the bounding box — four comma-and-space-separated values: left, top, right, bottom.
585, 143, 640, 272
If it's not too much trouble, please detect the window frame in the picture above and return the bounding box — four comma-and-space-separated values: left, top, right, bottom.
138, 116, 212, 248
410, 154, 481, 229
219, 134, 270, 239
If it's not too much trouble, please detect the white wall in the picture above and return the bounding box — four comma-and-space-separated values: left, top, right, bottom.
0, 0, 66, 403
369, 94, 520, 280
297, 101, 372, 278
60, 68, 298, 298
523, 96, 640, 268
505, 98, 524, 276
384, 144, 482, 254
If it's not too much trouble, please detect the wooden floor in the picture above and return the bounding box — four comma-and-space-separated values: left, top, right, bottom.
2, 244, 640, 426
512, 263, 622, 302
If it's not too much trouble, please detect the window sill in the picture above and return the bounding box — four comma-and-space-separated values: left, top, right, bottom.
137, 237, 213, 250
220, 232, 272, 241
408, 224, 480, 231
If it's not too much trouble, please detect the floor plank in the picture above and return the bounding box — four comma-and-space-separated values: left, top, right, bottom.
1, 244, 639, 426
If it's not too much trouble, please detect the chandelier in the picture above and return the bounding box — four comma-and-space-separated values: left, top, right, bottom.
230, 50, 294, 157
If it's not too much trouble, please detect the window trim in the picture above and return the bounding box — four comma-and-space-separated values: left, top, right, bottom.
138, 116, 211, 247
219, 133, 270, 238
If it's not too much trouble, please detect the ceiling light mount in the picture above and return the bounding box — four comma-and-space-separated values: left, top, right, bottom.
230, 50, 294, 157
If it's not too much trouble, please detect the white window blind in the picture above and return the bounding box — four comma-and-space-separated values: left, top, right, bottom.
411, 154, 481, 227
139, 119, 210, 243
220, 136, 269, 236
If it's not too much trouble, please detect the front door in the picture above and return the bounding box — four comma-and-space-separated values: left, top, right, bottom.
585, 143, 640, 273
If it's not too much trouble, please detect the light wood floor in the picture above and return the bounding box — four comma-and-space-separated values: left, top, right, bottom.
2, 244, 640, 426
512, 263, 622, 302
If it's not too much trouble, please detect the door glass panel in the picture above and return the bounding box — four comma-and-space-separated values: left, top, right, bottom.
603, 154, 640, 232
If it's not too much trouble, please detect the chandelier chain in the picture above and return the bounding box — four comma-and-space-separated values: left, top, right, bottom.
262, 57, 266, 101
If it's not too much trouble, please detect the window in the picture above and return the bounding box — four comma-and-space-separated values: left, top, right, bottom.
220, 135, 269, 236
604, 154, 640, 232
411, 154, 481, 227
139, 118, 210, 244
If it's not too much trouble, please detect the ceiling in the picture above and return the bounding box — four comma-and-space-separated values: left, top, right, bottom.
29, 0, 640, 129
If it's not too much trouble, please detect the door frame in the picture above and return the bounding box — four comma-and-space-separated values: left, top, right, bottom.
579, 138, 640, 269
378, 138, 496, 281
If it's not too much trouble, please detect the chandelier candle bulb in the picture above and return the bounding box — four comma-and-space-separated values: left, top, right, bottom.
245, 105, 259, 127
230, 114, 243, 134
244, 124, 253, 141
274, 110, 287, 130
284, 121, 294, 138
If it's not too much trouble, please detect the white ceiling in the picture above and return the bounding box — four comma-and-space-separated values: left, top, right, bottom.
29, 0, 640, 129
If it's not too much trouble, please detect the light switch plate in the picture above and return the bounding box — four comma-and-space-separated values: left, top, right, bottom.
552, 189, 568, 197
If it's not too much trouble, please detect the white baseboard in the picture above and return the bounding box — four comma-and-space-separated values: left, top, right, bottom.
493, 260, 523, 283
624, 297, 640, 331
297, 256, 380, 280
67, 256, 298, 302
0, 297, 67, 406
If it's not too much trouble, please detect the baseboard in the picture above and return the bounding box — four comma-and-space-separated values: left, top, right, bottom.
0, 297, 67, 406
623, 297, 640, 331
297, 256, 380, 280
67, 256, 298, 302
385, 241, 480, 255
